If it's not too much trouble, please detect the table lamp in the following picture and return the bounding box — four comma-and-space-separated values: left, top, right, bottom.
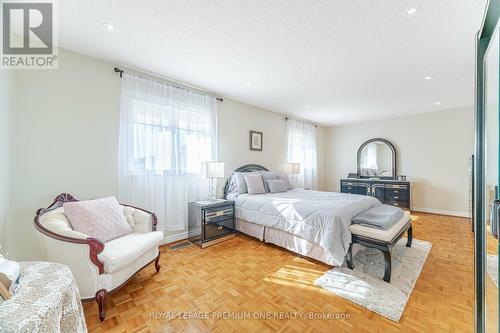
203, 162, 225, 201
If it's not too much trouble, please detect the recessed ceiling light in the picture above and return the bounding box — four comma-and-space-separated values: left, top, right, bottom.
435, 102, 441, 105
424, 75, 435, 80
305, 105, 311, 109
405, 6, 421, 16
103, 23, 115, 32
245, 82, 251, 87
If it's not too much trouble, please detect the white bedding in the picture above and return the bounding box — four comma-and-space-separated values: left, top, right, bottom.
234, 189, 381, 266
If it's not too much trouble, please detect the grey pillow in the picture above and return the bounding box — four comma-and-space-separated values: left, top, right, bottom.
268, 180, 287, 193
233, 172, 248, 193
277, 173, 293, 190
260, 171, 278, 192
244, 174, 266, 195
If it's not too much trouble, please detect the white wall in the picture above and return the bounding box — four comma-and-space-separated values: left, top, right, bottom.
326, 107, 474, 217
11, 49, 121, 260
9, 48, 326, 260
0, 70, 13, 257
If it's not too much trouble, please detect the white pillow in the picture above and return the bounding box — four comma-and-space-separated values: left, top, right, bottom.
268, 180, 287, 193
277, 173, 293, 190
244, 174, 266, 195
63, 197, 133, 243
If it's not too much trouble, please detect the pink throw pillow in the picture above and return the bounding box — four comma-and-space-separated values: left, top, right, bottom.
63, 197, 133, 243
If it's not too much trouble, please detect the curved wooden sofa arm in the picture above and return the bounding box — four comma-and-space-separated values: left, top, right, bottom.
33, 193, 106, 274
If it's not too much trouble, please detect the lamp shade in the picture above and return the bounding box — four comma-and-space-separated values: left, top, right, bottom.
203, 162, 225, 178
285, 162, 300, 174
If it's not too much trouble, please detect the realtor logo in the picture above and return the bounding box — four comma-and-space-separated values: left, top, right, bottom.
1, 0, 58, 69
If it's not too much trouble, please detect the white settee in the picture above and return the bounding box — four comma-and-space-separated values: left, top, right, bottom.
34, 193, 164, 321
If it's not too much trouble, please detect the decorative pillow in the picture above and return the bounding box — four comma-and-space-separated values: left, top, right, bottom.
260, 171, 278, 192
225, 175, 239, 196
63, 197, 133, 243
267, 180, 287, 193
244, 174, 266, 195
277, 173, 293, 190
233, 172, 248, 194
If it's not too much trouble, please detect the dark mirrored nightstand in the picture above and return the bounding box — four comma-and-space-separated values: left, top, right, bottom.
188, 200, 235, 248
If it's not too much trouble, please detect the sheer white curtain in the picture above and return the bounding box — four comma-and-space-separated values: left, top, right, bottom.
118, 72, 217, 241
285, 119, 318, 189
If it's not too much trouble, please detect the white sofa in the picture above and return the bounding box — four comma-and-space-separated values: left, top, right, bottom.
34, 193, 164, 321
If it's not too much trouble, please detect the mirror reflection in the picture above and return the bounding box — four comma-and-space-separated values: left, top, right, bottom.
485, 22, 499, 333
359, 141, 394, 178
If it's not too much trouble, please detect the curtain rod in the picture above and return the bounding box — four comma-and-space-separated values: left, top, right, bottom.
285, 116, 318, 128
113, 67, 224, 102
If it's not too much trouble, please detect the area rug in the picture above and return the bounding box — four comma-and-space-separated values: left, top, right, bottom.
315, 238, 432, 322
487, 254, 498, 287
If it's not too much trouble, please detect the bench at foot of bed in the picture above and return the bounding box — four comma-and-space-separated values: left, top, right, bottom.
346, 212, 412, 283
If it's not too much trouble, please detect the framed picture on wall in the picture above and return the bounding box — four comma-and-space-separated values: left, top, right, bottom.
249, 130, 263, 151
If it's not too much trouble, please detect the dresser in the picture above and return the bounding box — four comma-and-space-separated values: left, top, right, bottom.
340, 179, 411, 209
188, 200, 235, 248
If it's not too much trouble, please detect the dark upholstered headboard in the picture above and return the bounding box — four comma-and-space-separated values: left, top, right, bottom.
223, 164, 268, 199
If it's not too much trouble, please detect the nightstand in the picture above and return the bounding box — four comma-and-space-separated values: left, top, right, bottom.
188, 200, 235, 248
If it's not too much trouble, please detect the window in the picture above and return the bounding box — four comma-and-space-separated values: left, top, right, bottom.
130, 99, 212, 175
118, 72, 217, 239
286, 118, 318, 189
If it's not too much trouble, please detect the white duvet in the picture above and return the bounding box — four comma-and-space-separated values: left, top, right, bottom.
234, 189, 381, 266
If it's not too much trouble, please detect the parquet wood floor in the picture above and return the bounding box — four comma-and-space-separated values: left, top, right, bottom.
83, 213, 484, 333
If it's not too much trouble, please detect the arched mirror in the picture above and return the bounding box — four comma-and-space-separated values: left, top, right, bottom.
357, 138, 396, 179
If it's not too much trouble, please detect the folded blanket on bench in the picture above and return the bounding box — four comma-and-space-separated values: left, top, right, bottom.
352, 204, 404, 230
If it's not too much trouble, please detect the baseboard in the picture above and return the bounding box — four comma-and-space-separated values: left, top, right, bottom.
412, 207, 471, 218
160, 231, 189, 245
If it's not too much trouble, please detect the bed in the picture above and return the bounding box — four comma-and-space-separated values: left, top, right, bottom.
223, 164, 382, 266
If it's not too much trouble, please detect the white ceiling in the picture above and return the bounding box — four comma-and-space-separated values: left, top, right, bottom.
58, 0, 487, 126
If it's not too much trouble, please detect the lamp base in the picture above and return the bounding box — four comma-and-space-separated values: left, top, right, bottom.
209, 178, 217, 201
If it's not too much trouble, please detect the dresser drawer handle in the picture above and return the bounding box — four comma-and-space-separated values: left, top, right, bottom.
394, 190, 398, 193
394, 196, 399, 199
393, 202, 399, 206
387, 185, 407, 189
347, 187, 352, 190
217, 226, 223, 230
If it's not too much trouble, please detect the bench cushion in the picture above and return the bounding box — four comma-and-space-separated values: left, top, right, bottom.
349, 211, 411, 242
